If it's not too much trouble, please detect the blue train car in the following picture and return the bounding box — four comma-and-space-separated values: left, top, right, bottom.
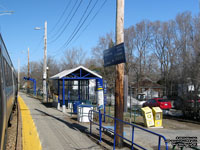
0, 34, 18, 150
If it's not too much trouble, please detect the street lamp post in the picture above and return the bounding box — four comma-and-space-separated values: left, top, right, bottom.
43, 21, 47, 103
35, 21, 47, 103
0, 11, 14, 16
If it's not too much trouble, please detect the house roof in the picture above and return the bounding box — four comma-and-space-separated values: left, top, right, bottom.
131, 77, 163, 88
50, 65, 102, 80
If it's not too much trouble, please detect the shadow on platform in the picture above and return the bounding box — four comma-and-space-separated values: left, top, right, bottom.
34, 108, 134, 149
35, 108, 88, 132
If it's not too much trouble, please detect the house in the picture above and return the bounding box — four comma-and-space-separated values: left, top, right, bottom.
131, 78, 164, 99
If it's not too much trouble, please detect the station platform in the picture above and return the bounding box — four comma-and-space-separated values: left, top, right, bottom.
18, 92, 200, 150
18, 92, 102, 150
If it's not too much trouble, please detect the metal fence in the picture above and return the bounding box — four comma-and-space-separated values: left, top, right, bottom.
88, 109, 168, 150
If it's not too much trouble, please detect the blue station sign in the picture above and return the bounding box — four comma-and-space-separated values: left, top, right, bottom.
103, 43, 126, 67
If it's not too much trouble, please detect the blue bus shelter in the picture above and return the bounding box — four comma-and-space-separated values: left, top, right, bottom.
50, 66, 105, 113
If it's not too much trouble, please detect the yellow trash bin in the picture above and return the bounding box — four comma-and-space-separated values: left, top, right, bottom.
152, 107, 163, 127
141, 107, 154, 128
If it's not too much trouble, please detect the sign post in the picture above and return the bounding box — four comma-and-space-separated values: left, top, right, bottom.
115, 0, 124, 147
103, 0, 125, 147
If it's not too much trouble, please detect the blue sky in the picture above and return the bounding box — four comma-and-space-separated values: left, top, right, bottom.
0, 0, 199, 69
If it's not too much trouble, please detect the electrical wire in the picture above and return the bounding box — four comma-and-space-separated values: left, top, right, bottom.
62, 0, 93, 44
73, 0, 107, 44
50, 0, 107, 58
58, 0, 97, 52
48, 0, 72, 35
31, 36, 43, 57
56, 0, 99, 52
66, 0, 107, 49
48, 0, 78, 42
48, 0, 82, 44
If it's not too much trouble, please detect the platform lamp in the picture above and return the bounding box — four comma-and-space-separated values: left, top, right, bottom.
34, 21, 47, 103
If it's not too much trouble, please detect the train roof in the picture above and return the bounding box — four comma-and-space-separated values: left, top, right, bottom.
0, 34, 16, 73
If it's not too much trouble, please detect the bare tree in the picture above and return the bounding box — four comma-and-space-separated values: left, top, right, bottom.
92, 32, 114, 66
175, 12, 193, 81
151, 21, 171, 95
20, 11, 200, 103
47, 56, 60, 77
62, 47, 86, 69
30, 61, 42, 88
134, 20, 151, 79
91, 32, 116, 92
124, 26, 135, 78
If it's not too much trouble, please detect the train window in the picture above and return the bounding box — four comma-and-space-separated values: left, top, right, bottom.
3, 58, 12, 87
3, 58, 8, 86
8, 66, 12, 86
8, 67, 11, 86
5, 63, 8, 85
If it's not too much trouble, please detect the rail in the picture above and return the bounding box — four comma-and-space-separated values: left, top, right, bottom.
88, 109, 168, 150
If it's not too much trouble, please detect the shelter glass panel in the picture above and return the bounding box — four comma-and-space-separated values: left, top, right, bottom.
65, 80, 89, 102
80, 80, 89, 101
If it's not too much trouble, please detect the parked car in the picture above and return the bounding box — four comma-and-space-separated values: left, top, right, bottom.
137, 93, 146, 101
182, 98, 200, 119
135, 93, 147, 108
143, 98, 172, 110
173, 99, 183, 110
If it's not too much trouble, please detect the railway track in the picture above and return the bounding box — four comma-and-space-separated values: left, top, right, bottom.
6, 100, 22, 150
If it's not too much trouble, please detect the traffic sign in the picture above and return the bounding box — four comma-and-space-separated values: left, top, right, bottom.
103, 43, 126, 67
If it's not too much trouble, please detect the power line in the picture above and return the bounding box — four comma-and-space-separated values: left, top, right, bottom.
48, 0, 82, 43
48, 0, 72, 35
48, 0, 78, 41
65, 0, 93, 41
31, 36, 43, 57
56, 0, 99, 52
50, 0, 107, 58
58, 0, 96, 51
67, 0, 107, 48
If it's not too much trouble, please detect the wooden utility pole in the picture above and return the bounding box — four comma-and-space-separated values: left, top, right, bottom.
115, 0, 124, 147
27, 47, 30, 92
43, 21, 47, 103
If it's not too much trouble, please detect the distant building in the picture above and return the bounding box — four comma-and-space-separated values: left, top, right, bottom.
131, 78, 164, 99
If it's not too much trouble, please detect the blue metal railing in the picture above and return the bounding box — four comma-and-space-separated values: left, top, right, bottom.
88, 110, 168, 150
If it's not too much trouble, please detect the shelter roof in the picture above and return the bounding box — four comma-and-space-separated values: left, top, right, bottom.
50, 66, 102, 80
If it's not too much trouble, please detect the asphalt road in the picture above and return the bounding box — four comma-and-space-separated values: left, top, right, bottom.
122, 126, 200, 149
19, 92, 102, 150
121, 113, 200, 149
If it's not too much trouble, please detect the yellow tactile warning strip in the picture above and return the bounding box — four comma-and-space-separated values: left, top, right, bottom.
18, 96, 42, 150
